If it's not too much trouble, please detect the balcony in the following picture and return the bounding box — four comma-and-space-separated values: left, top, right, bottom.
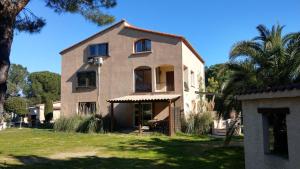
155, 65, 174, 92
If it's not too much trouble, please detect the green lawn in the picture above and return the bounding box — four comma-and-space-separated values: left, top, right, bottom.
0, 128, 244, 169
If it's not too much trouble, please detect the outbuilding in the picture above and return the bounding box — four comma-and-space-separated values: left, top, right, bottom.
238, 84, 300, 169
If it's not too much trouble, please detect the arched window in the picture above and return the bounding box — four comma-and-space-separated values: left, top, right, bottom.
135, 39, 151, 53
134, 66, 152, 92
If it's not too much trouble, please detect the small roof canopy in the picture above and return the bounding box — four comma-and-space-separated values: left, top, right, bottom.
107, 94, 180, 103
237, 84, 300, 101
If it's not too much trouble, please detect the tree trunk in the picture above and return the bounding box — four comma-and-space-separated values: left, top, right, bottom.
0, 15, 15, 116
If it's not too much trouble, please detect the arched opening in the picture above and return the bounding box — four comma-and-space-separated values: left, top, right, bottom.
134, 66, 152, 92
155, 65, 175, 92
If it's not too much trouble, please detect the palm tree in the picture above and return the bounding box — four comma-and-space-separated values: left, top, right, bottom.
222, 24, 300, 146
227, 24, 300, 92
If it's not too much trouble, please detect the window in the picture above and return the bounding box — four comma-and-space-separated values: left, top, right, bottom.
78, 102, 96, 115
135, 39, 151, 53
134, 66, 152, 92
259, 108, 289, 158
77, 71, 96, 87
191, 71, 195, 87
89, 43, 108, 56
184, 66, 189, 91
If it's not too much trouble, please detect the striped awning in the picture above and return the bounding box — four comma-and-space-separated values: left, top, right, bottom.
107, 94, 180, 103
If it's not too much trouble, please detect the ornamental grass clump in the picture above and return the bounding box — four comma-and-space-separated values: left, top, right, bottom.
54, 114, 106, 133
183, 111, 214, 135
53, 116, 83, 132
76, 114, 104, 133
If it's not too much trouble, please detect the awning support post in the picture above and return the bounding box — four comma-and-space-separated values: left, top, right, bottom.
110, 103, 114, 132
168, 100, 174, 136
138, 102, 142, 135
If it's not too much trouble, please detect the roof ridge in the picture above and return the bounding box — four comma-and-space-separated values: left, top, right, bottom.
60, 20, 126, 54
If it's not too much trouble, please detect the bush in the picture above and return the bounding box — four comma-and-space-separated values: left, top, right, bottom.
54, 114, 107, 133
53, 116, 83, 132
76, 114, 104, 133
182, 111, 214, 135
4, 97, 27, 116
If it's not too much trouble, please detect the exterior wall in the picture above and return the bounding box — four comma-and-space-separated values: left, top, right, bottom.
242, 97, 300, 169
53, 102, 61, 121
61, 22, 187, 127
37, 104, 45, 122
181, 42, 205, 115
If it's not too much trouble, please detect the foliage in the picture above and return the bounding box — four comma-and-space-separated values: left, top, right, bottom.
44, 99, 53, 116
7, 64, 29, 96
25, 71, 60, 107
11, 0, 118, 34
53, 116, 83, 132
4, 97, 27, 116
205, 64, 232, 93
76, 114, 105, 133
205, 64, 233, 117
0, 112, 12, 123
183, 111, 214, 135
225, 24, 300, 96
54, 115, 106, 133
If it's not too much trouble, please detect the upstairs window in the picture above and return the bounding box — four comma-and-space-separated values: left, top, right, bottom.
184, 66, 189, 91
191, 71, 195, 87
89, 43, 108, 57
134, 66, 152, 92
77, 71, 96, 87
135, 39, 151, 53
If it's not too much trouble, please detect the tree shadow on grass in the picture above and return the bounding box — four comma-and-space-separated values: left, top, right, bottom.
111, 137, 245, 169
0, 156, 171, 169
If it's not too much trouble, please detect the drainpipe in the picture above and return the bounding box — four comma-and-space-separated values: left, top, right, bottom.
94, 57, 103, 115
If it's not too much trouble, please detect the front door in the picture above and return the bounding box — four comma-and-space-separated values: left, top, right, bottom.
166, 71, 174, 91
134, 103, 152, 127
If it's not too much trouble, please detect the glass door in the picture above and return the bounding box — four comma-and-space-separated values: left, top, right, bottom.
134, 103, 152, 127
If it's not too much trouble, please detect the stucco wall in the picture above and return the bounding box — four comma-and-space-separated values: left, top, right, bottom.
242, 97, 300, 169
61, 21, 189, 127
181, 42, 205, 115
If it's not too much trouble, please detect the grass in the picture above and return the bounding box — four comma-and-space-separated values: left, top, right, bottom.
0, 128, 244, 169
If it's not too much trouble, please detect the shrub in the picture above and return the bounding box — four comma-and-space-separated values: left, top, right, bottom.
53, 116, 83, 132
54, 114, 107, 133
4, 97, 27, 116
183, 111, 214, 135
76, 114, 104, 133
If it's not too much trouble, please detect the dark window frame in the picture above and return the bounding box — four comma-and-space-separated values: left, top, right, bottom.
258, 108, 289, 159
77, 71, 96, 88
89, 43, 109, 57
134, 39, 151, 53
134, 67, 152, 92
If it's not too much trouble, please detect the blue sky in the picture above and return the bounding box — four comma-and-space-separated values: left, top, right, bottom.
11, 0, 300, 74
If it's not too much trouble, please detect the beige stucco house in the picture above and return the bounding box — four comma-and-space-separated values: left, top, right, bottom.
60, 20, 205, 135
238, 85, 300, 169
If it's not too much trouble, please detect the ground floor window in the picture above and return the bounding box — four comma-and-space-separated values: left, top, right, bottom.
78, 102, 96, 115
259, 108, 289, 158
134, 103, 152, 126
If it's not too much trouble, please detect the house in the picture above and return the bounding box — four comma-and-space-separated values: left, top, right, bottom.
238, 84, 300, 169
60, 20, 205, 135
28, 101, 61, 126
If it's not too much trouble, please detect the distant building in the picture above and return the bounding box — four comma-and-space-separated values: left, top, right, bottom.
28, 101, 61, 126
